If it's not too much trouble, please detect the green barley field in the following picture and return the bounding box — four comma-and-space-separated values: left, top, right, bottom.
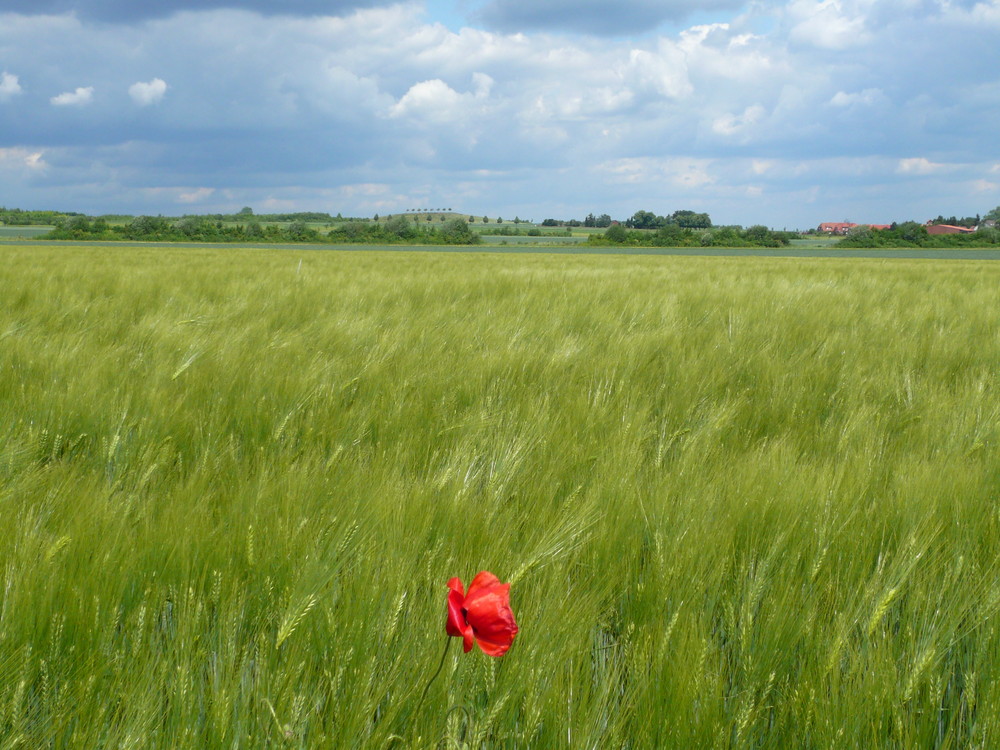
2, 244, 1000, 748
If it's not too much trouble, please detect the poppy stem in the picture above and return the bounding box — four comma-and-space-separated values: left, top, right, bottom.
413, 637, 452, 718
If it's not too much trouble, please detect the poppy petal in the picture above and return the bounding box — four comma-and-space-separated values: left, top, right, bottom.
474, 631, 516, 657
446, 587, 467, 638
461, 623, 475, 652
465, 583, 518, 656
446, 572, 517, 656
465, 571, 501, 600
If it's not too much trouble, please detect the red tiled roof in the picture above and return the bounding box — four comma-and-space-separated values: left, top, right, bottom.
926, 224, 975, 234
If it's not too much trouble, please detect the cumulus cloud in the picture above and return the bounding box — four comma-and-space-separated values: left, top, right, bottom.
622, 45, 692, 99
598, 157, 715, 188
0, 148, 48, 173
787, 0, 870, 49
712, 104, 766, 136
129, 78, 167, 106
896, 157, 947, 175
391, 79, 465, 121
50, 86, 94, 106
390, 73, 496, 127
829, 88, 885, 107
178, 187, 215, 203
0, 72, 23, 101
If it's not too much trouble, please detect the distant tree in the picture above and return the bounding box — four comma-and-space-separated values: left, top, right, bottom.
442, 218, 479, 244
541, 219, 559, 226
845, 225, 875, 245
628, 210, 659, 229
67, 215, 91, 234
985, 205, 1000, 222
671, 210, 712, 229
584, 213, 596, 227
604, 224, 628, 243
655, 224, 684, 245
897, 221, 927, 243
373, 213, 379, 222
483, 216, 489, 223
496, 217, 502, 224
127, 215, 170, 237
385, 215, 413, 238
238, 206, 253, 216
176, 217, 202, 236
596, 214, 612, 228
743, 225, 773, 244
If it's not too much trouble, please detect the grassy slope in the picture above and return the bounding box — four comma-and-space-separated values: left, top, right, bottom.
1, 245, 1000, 747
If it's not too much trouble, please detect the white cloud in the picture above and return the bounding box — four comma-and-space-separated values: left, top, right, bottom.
0, 148, 47, 171
129, 78, 167, 106
622, 44, 692, 99
178, 187, 215, 203
391, 79, 463, 121
51, 86, 94, 106
712, 104, 765, 136
389, 73, 495, 126
788, 0, 870, 49
896, 157, 947, 175
472, 72, 493, 99
829, 88, 884, 107
597, 157, 715, 189
971, 179, 998, 192
0, 72, 23, 101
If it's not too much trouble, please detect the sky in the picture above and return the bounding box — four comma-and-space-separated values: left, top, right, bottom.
1, 0, 999, 228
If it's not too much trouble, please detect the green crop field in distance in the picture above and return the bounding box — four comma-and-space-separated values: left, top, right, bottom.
1, 244, 999, 747
0, 226, 54, 238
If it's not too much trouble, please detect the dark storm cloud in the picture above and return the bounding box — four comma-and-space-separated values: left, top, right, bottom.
473, 0, 746, 36
0, 0, 391, 22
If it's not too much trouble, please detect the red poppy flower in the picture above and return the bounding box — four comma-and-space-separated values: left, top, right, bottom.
445, 571, 518, 656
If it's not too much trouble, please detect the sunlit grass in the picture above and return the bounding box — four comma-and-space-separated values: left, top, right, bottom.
1, 245, 999, 747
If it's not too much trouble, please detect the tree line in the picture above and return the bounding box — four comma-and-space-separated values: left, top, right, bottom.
837, 221, 1000, 248
44, 214, 481, 245
589, 222, 795, 248
541, 210, 711, 229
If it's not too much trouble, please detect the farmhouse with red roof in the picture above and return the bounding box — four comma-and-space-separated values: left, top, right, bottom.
818, 222, 855, 234
818, 222, 891, 235
925, 222, 975, 235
